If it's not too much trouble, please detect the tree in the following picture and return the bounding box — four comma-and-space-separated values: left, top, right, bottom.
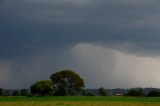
98, 87, 106, 96
0, 88, 4, 96
82, 89, 87, 96
21, 89, 28, 96
81, 89, 94, 96
50, 70, 85, 96
30, 80, 53, 96
126, 88, 145, 97
147, 91, 160, 97
12, 90, 20, 96
85, 92, 94, 96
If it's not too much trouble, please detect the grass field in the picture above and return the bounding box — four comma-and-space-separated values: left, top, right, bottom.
1, 96, 160, 106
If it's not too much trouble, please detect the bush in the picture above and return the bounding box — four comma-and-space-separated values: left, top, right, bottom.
21, 89, 29, 96
85, 92, 94, 96
0, 88, 4, 96
147, 91, 160, 97
30, 80, 53, 96
125, 88, 145, 97
81, 89, 94, 96
12, 90, 21, 96
98, 87, 106, 96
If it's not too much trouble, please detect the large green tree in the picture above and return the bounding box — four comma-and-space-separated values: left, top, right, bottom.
30, 80, 53, 96
50, 70, 85, 96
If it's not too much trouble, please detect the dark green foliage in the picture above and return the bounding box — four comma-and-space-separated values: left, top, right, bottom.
147, 91, 160, 97
21, 89, 28, 96
98, 87, 106, 96
50, 70, 85, 96
81, 89, 94, 96
125, 88, 145, 97
0, 88, 4, 96
85, 92, 94, 96
12, 90, 21, 96
30, 80, 53, 96
82, 89, 87, 96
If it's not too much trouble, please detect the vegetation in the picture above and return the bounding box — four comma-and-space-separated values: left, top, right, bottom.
85, 92, 94, 96
30, 80, 53, 96
1, 96, 160, 102
147, 91, 160, 97
98, 87, 106, 96
125, 88, 145, 97
1, 95, 160, 106
0, 101, 160, 106
12, 90, 21, 96
0, 96, 160, 106
2, 69, 160, 106
20, 89, 29, 96
30, 70, 85, 96
50, 70, 85, 96
0, 88, 4, 96
81, 89, 94, 96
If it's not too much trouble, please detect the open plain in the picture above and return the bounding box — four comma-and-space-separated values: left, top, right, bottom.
1, 96, 160, 106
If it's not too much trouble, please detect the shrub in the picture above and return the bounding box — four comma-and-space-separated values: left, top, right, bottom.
147, 91, 160, 97
125, 88, 145, 97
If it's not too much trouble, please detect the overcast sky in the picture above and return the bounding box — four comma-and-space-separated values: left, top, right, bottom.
1, 0, 160, 89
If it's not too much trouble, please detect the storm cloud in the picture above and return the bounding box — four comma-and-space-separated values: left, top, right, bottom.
1, 0, 160, 88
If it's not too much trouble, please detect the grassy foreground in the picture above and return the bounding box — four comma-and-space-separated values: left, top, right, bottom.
0, 101, 160, 106
1, 96, 160, 106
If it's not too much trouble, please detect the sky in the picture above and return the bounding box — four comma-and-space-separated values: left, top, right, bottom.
1, 0, 160, 89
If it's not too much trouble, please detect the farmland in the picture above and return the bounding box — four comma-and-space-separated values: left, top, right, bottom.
1, 96, 160, 106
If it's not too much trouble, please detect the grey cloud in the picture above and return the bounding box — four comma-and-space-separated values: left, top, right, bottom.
0, 48, 76, 89
0, 0, 4, 3
1, 0, 160, 88
70, 43, 160, 88
2, 42, 160, 89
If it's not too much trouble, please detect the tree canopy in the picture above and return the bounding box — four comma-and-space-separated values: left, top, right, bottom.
50, 70, 85, 96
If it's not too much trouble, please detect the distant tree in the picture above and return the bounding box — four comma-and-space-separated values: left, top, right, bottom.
12, 90, 21, 96
21, 89, 28, 96
147, 91, 160, 97
82, 89, 87, 96
126, 88, 145, 97
30, 80, 53, 96
85, 92, 94, 96
81, 89, 95, 96
0, 88, 4, 96
98, 87, 106, 96
50, 70, 85, 96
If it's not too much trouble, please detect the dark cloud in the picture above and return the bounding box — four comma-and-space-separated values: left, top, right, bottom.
0, 0, 4, 3
1, 0, 160, 55
1, 0, 160, 88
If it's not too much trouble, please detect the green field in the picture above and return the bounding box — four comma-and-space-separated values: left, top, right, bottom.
0, 96, 160, 106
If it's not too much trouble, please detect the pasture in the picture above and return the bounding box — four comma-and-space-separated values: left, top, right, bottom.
0, 96, 160, 106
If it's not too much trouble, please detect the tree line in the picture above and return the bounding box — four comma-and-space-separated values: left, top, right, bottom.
1, 70, 160, 97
